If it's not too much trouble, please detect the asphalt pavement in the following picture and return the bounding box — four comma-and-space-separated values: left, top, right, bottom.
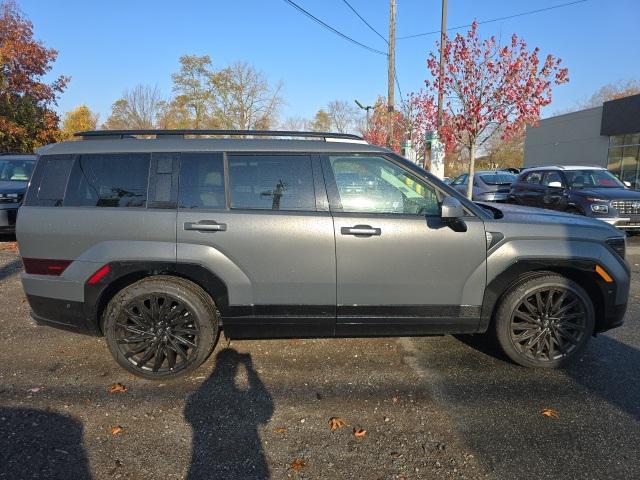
0, 234, 638, 479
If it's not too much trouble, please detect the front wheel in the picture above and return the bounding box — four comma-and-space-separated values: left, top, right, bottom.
103, 276, 219, 380
493, 274, 594, 368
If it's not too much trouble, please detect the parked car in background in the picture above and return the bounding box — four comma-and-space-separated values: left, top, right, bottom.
0, 154, 36, 234
508, 166, 640, 231
450, 170, 517, 202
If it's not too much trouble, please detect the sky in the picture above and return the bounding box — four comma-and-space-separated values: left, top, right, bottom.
16, 0, 640, 125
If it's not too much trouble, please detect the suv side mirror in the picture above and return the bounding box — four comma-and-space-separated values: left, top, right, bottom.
624, 181, 632, 188
547, 181, 563, 188
441, 196, 464, 220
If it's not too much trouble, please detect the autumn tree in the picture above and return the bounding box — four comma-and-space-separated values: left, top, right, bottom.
327, 100, 358, 133
0, 1, 68, 152
171, 55, 216, 129
413, 22, 568, 198
361, 97, 406, 153
103, 85, 164, 129
310, 109, 331, 132
577, 78, 640, 110
61, 105, 98, 138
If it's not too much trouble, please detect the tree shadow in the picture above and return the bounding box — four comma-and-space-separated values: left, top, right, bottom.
185, 348, 274, 480
0, 258, 22, 282
0, 408, 92, 479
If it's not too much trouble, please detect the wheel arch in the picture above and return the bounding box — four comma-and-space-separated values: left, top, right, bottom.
85, 262, 230, 334
480, 259, 607, 334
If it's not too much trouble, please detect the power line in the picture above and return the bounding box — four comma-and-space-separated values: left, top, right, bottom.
282, 0, 387, 55
397, 0, 588, 40
342, 0, 388, 45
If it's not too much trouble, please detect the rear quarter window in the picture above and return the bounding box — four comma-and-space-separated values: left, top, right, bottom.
24, 155, 75, 207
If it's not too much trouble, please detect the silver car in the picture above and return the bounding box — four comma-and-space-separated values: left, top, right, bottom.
451, 170, 517, 202
16, 130, 630, 379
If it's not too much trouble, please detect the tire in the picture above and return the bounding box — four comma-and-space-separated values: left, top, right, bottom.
493, 273, 594, 368
103, 276, 219, 380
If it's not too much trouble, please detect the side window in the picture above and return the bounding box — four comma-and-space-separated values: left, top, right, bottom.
227, 154, 316, 211
542, 171, 563, 187
328, 155, 440, 215
178, 153, 225, 209
452, 174, 467, 185
24, 155, 74, 207
524, 172, 543, 184
64, 154, 150, 208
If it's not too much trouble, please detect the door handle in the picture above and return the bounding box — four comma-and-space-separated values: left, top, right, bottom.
341, 225, 381, 236
184, 221, 227, 232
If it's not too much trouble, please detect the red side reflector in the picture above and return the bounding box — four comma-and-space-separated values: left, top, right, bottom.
22, 258, 72, 276
87, 264, 110, 285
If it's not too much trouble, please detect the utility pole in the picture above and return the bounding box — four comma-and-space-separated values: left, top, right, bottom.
386, 0, 396, 148
429, 0, 447, 179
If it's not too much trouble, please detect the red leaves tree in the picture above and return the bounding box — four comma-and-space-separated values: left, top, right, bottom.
361, 96, 407, 153
0, 1, 68, 152
413, 22, 568, 198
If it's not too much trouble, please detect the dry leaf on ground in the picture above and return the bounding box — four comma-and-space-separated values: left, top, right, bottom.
353, 428, 367, 438
27, 387, 43, 394
328, 416, 346, 431
107, 383, 127, 394
274, 427, 286, 434
541, 408, 559, 418
0, 242, 17, 252
110, 426, 124, 435
289, 458, 306, 471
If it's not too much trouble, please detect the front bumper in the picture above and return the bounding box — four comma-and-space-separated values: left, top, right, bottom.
595, 217, 640, 230
0, 206, 18, 231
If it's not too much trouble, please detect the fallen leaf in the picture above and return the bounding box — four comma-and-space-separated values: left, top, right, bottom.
392, 396, 399, 404
540, 408, 559, 418
274, 427, 286, 434
328, 416, 346, 431
289, 458, 306, 471
107, 383, 127, 394
110, 426, 124, 435
27, 387, 43, 394
353, 428, 367, 438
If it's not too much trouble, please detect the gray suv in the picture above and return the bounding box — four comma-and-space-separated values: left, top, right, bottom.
17, 130, 630, 379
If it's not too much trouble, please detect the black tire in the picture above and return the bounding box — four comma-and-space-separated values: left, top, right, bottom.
493, 273, 594, 368
103, 276, 219, 380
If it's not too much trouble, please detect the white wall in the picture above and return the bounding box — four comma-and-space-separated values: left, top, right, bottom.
524, 107, 610, 168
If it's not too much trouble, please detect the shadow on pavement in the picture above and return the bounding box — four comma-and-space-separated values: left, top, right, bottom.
0, 258, 22, 282
0, 408, 92, 479
185, 348, 274, 480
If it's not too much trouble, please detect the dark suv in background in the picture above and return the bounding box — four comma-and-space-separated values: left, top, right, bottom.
508, 166, 640, 231
0, 154, 36, 233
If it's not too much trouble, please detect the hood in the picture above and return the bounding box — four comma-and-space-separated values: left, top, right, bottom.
572, 187, 640, 200
478, 202, 618, 233
0, 180, 28, 194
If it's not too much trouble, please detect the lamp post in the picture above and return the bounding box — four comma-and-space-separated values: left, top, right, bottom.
355, 99, 374, 130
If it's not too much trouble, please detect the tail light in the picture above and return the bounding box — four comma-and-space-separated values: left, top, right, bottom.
22, 258, 72, 276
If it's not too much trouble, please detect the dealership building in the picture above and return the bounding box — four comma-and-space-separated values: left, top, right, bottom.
524, 94, 640, 186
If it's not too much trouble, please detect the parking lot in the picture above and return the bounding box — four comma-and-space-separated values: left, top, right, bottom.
0, 234, 639, 480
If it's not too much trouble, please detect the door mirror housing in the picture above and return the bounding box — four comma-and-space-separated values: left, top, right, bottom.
547, 181, 563, 189
441, 196, 464, 220
624, 181, 632, 188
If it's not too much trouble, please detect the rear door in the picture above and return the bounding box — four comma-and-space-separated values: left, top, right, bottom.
176, 152, 336, 338
541, 171, 569, 210
323, 154, 487, 336
517, 171, 545, 207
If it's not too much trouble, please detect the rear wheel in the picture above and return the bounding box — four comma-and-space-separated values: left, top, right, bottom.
103, 276, 219, 380
493, 274, 594, 368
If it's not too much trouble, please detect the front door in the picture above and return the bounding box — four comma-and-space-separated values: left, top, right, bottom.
176, 152, 336, 338
323, 154, 487, 335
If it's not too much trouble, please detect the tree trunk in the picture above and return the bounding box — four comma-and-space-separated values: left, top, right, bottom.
466, 142, 476, 200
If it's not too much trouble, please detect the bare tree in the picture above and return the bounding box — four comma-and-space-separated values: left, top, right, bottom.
280, 116, 309, 131
327, 100, 359, 133
213, 62, 283, 130
103, 84, 164, 129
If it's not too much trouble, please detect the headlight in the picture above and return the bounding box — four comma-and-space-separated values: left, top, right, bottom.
591, 204, 609, 213
606, 237, 626, 260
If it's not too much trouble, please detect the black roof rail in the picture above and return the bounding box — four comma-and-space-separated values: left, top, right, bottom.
74, 129, 365, 141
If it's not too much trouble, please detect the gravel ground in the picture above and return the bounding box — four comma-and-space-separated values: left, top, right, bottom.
0, 235, 638, 479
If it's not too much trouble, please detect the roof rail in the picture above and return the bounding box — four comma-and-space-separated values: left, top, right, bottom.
74, 129, 366, 142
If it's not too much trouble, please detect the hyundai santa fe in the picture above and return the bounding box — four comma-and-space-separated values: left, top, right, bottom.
16, 130, 630, 379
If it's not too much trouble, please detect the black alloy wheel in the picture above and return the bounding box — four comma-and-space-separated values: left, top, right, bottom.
104, 276, 219, 380
494, 273, 594, 368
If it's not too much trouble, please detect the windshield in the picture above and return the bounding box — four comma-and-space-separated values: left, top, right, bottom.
564, 169, 625, 189
479, 172, 517, 185
0, 159, 35, 182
